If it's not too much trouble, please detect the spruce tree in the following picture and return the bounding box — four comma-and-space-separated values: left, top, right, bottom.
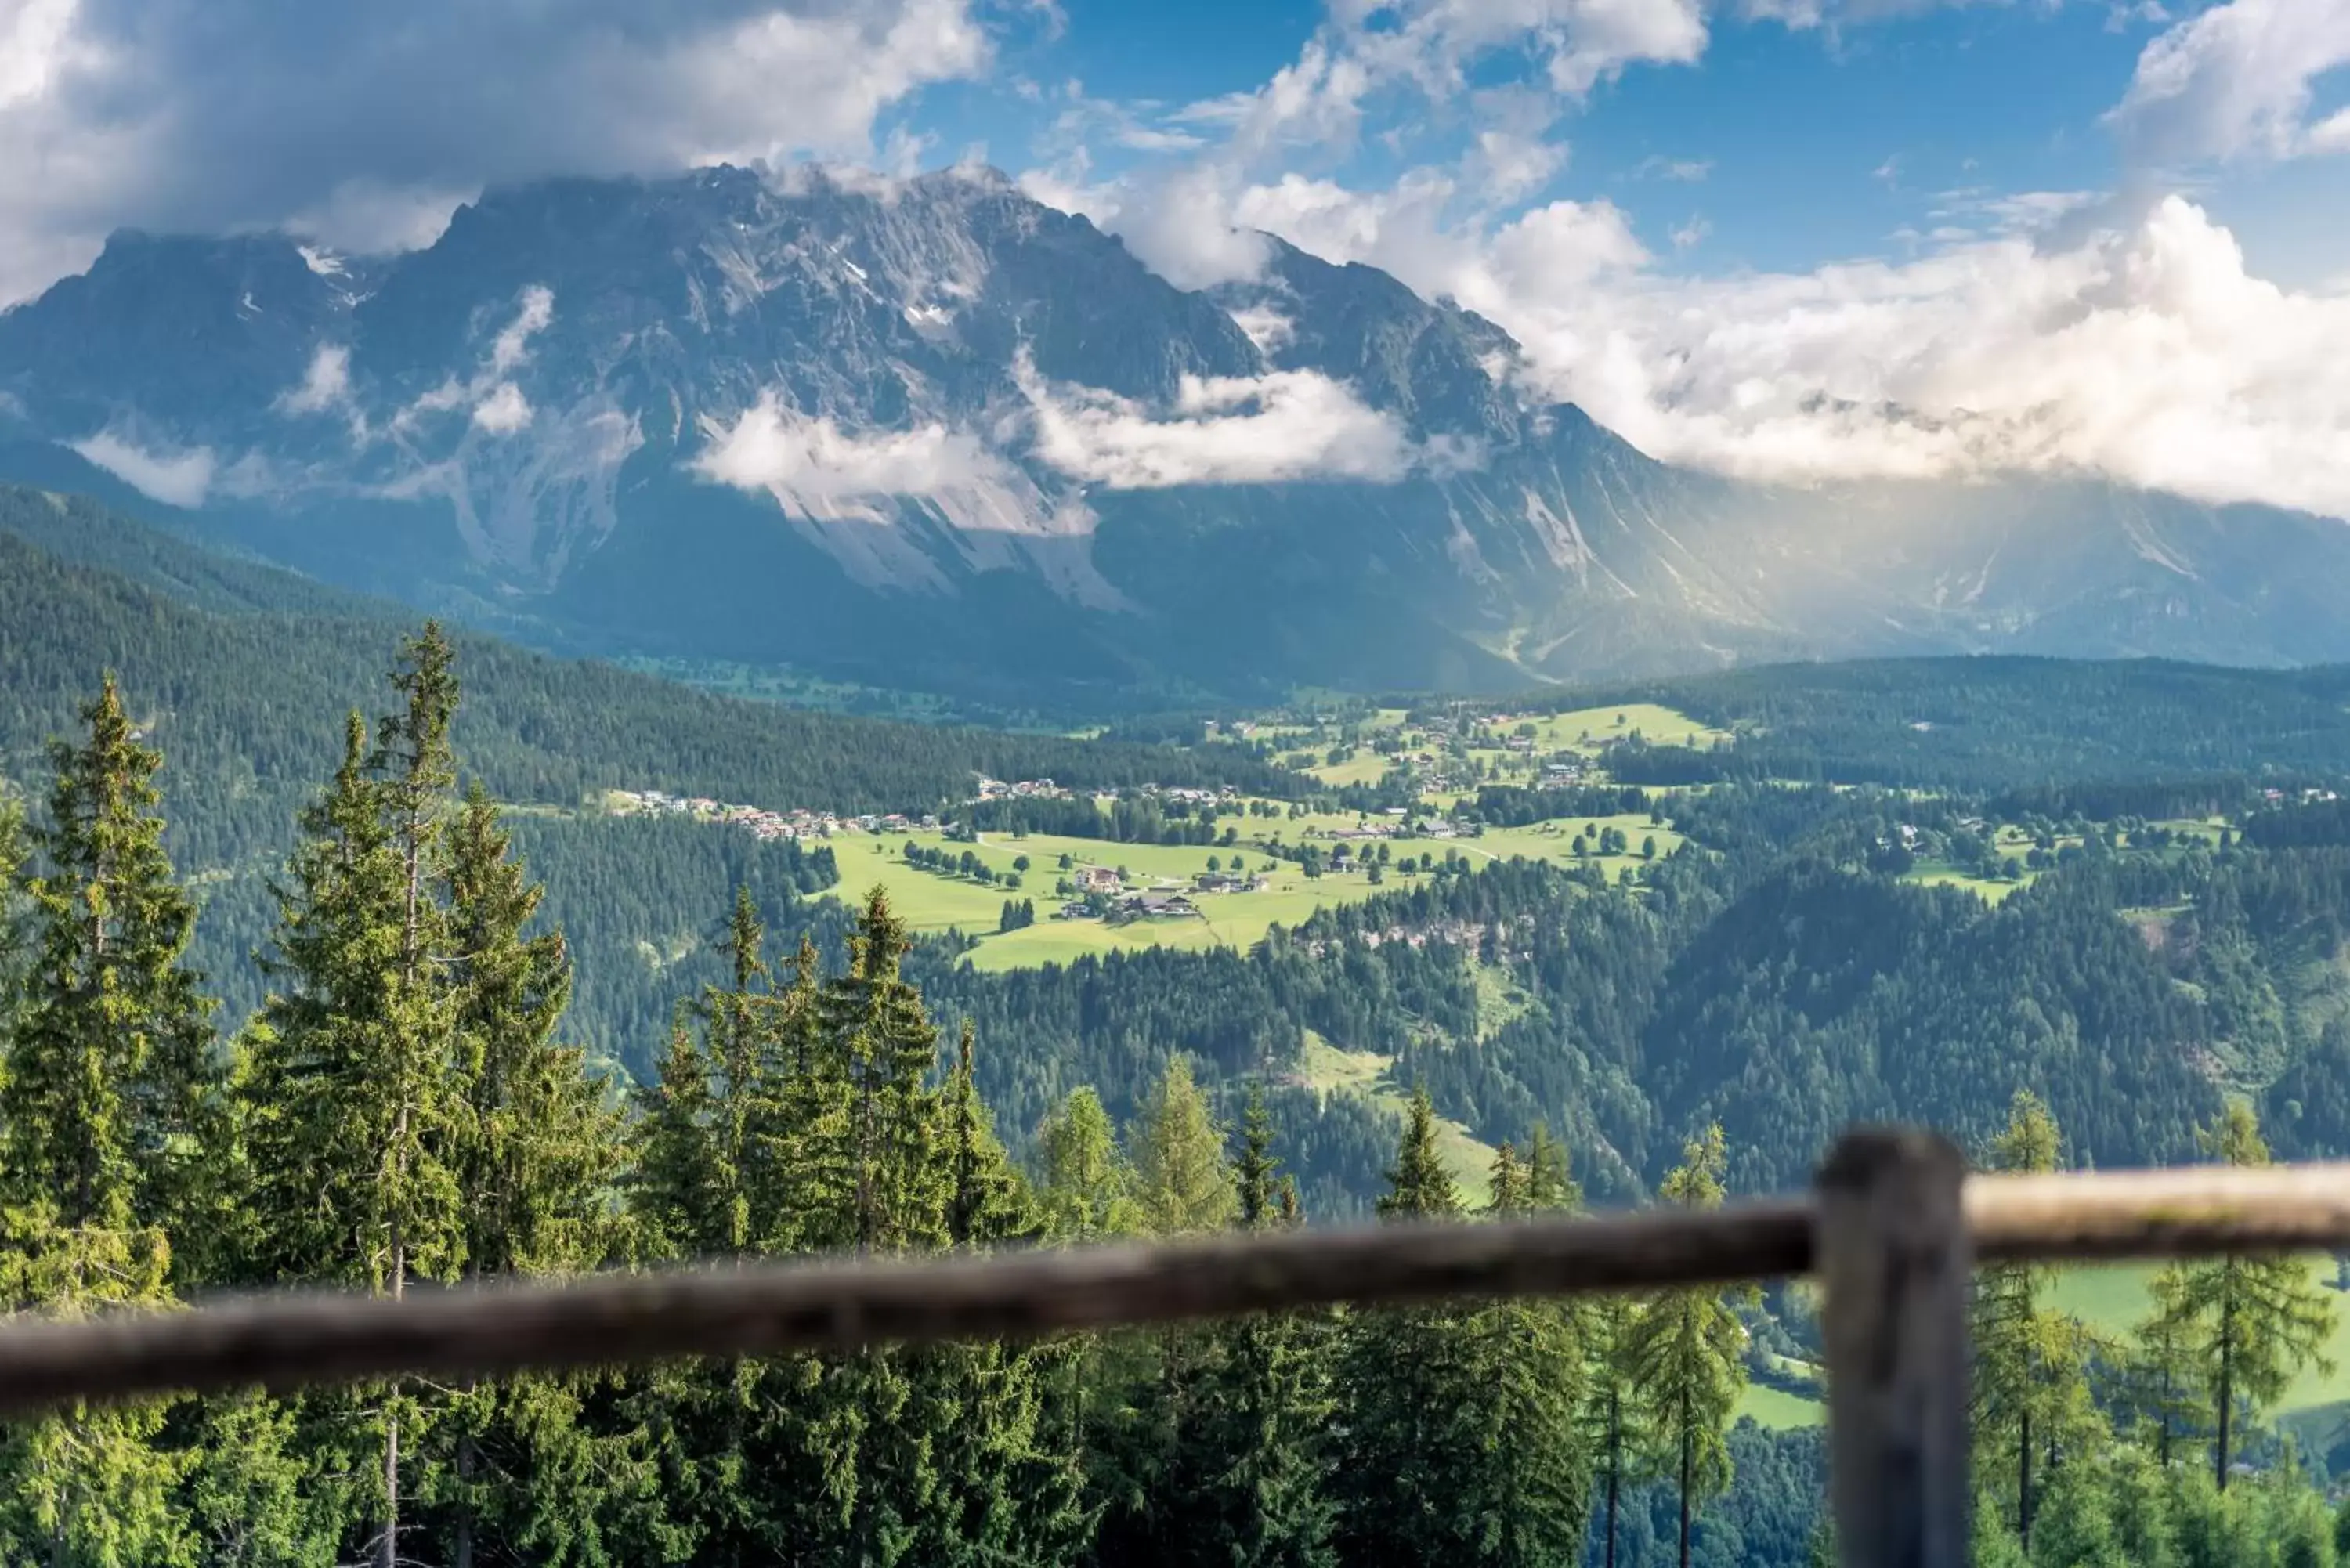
0, 688, 208, 1566
1331, 1089, 1483, 1568
238, 628, 472, 1568
1624, 1125, 1755, 1568
1189, 1088, 1337, 1568
2148, 1104, 2337, 1489
808, 888, 946, 1254
1464, 1136, 1592, 1566
438, 780, 629, 1568
1971, 1090, 2101, 1548
4, 674, 217, 1245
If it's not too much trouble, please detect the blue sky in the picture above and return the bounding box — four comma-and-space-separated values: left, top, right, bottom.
2, 0, 2347, 517
870, 0, 2340, 286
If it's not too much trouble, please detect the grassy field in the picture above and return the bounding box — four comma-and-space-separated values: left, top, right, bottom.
1738, 1382, 1825, 1431
1902, 862, 2033, 905
818, 805, 1684, 974
832, 829, 1400, 973
2048, 1259, 2350, 1420
1295, 1032, 1498, 1204
1303, 749, 1399, 789
1516, 703, 1733, 756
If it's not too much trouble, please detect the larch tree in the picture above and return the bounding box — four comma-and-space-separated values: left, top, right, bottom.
2147, 1104, 2336, 1490
1624, 1125, 1755, 1568
2128, 1265, 2204, 1471
1971, 1089, 2101, 1549
1130, 1057, 1238, 1237
1583, 1291, 1647, 1568
1035, 1087, 1137, 1242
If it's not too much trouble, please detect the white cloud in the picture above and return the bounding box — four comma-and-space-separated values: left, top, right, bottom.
1484, 195, 2350, 521
1108, 164, 1274, 291
692, 390, 1013, 504
396, 285, 557, 432
1018, 355, 1415, 489
2109, 0, 2350, 164
0, 0, 989, 305
275, 344, 351, 416
472, 382, 534, 435
490, 286, 556, 374
70, 430, 217, 508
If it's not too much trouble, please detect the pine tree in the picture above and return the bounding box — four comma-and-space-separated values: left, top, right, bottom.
1971, 1090, 2102, 1548
2148, 1104, 2337, 1490
1624, 1125, 1755, 1568
3, 675, 217, 1246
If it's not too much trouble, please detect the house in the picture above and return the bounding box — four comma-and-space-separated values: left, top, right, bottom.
1194, 872, 1248, 894
1075, 866, 1124, 894
1121, 892, 1202, 919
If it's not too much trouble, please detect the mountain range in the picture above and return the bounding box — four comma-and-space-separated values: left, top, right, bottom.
5, 162, 2349, 706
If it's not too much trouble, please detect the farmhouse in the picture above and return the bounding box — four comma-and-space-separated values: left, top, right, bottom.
1120, 892, 1202, 919
1074, 866, 1124, 894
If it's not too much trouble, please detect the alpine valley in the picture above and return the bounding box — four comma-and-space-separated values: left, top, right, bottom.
5, 163, 2350, 709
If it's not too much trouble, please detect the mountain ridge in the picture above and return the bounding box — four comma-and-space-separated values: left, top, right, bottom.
6, 162, 2349, 704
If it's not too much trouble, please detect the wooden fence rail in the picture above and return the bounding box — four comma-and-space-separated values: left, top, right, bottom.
2, 1130, 2348, 1565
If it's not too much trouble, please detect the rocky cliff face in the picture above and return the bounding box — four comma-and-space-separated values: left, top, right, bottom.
5, 163, 2347, 702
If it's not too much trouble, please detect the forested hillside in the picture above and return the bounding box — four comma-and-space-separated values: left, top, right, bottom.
1567, 656, 2350, 793
2, 641, 2343, 1567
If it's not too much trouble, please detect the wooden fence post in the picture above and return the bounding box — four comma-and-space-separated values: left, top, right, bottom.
1816, 1128, 1972, 1568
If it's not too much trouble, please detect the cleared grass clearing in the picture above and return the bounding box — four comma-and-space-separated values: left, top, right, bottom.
1303, 749, 1398, 789
1296, 1031, 1496, 1204
1901, 862, 2033, 905
1518, 703, 1733, 756
1737, 1382, 1826, 1431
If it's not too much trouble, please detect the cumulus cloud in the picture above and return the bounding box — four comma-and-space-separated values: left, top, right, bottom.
691, 390, 1014, 506
0, 0, 989, 305
274, 345, 352, 416
472, 383, 535, 435
1480, 196, 2350, 521
2108, 0, 2350, 165
1018, 356, 1415, 489
70, 430, 216, 508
